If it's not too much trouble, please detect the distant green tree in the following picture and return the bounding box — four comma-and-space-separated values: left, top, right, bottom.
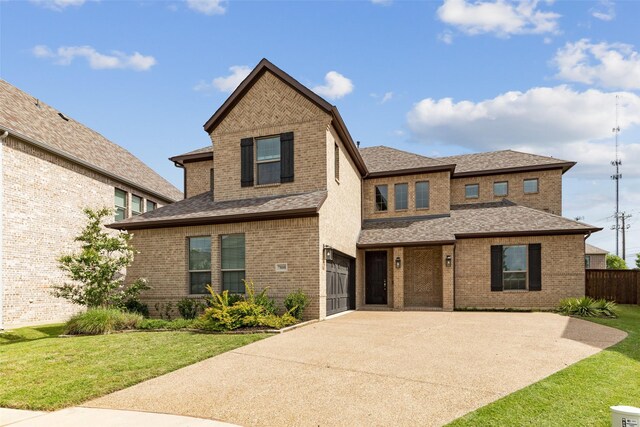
635, 253, 640, 269
53, 208, 149, 308
606, 254, 628, 270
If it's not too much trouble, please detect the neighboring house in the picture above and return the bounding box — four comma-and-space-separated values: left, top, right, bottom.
585, 243, 608, 269
110, 59, 601, 320
0, 80, 183, 327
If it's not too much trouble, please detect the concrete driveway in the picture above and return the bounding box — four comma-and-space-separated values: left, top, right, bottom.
86, 311, 626, 427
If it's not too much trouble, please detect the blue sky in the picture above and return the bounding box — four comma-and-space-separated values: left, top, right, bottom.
1, 0, 639, 263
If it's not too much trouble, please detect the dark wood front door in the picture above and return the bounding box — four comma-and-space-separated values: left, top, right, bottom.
365, 251, 387, 305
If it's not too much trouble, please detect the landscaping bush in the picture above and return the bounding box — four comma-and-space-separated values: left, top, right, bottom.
65, 308, 143, 335
176, 298, 204, 320
199, 281, 299, 331
121, 299, 149, 317
284, 290, 308, 320
558, 297, 617, 318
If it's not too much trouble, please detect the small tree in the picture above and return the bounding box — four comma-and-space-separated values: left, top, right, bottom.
53, 208, 149, 308
636, 253, 640, 269
606, 254, 628, 270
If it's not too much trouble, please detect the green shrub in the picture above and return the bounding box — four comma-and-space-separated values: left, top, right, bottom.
65, 309, 142, 335
558, 297, 617, 318
121, 299, 149, 317
154, 302, 175, 320
284, 290, 308, 320
176, 298, 204, 320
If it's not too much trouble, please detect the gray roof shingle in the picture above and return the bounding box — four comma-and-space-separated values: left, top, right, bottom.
359, 146, 454, 176
585, 243, 609, 255
438, 150, 574, 176
109, 190, 328, 229
0, 79, 182, 202
358, 201, 600, 246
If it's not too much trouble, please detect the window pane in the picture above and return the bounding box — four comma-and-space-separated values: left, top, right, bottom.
115, 189, 126, 208
524, 179, 538, 193
190, 272, 211, 294
503, 245, 527, 271
189, 237, 211, 270
131, 195, 142, 215
416, 182, 430, 209
256, 137, 280, 161
503, 272, 527, 290
465, 184, 479, 198
585, 256, 591, 268
115, 207, 126, 221
146, 200, 156, 211
221, 234, 245, 270
395, 183, 408, 210
258, 162, 280, 185
494, 182, 508, 197
375, 185, 388, 211
223, 271, 246, 294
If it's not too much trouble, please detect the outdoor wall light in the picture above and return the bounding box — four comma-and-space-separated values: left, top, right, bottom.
395, 257, 401, 269
323, 245, 333, 261
445, 255, 452, 267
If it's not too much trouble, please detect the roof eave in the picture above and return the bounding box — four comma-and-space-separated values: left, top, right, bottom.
357, 239, 456, 249
0, 125, 181, 204
366, 164, 456, 178
454, 227, 602, 239
452, 162, 576, 178
169, 152, 214, 165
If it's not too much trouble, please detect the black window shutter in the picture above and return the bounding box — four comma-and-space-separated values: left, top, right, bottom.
240, 138, 253, 187
280, 132, 294, 183
528, 244, 542, 291
491, 245, 503, 292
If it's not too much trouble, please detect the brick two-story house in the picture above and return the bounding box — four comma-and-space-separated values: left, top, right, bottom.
111, 59, 601, 319
0, 80, 182, 327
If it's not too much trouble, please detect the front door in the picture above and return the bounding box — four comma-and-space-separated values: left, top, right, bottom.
365, 251, 387, 305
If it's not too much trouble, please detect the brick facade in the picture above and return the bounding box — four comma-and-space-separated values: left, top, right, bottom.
184, 159, 212, 198
1, 135, 166, 326
586, 253, 606, 269
454, 234, 585, 309
450, 169, 563, 215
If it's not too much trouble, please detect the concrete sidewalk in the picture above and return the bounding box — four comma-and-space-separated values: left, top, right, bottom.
0, 407, 238, 427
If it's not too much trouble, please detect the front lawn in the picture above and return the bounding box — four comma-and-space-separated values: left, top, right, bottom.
448, 304, 640, 426
0, 324, 269, 410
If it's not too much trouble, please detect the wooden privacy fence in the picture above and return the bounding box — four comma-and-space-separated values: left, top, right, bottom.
585, 269, 640, 304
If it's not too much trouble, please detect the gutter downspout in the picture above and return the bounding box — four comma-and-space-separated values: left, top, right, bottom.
0, 130, 8, 329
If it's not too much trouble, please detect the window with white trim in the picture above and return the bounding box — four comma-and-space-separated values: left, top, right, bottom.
131, 195, 143, 216
114, 189, 127, 221
256, 136, 280, 185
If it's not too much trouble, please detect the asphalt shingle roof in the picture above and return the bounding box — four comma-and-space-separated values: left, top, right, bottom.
585, 243, 609, 255
438, 150, 574, 176
109, 190, 328, 229
0, 79, 183, 202
359, 146, 454, 175
358, 201, 600, 246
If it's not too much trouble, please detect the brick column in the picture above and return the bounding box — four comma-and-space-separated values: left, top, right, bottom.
393, 247, 404, 310
442, 244, 454, 311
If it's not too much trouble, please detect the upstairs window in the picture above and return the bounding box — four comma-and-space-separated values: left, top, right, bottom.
146, 200, 157, 212
585, 255, 591, 269
221, 234, 246, 294
494, 181, 508, 197
416, 181, 430, 209
189, 237, 211, 294
375, 185, 388, 212
210, 168, 214, 193
335, 143, 340, 182
256, 136, 281, 185
395, 183, 408, 210
465, 184, 479, 199
114, 189, 127, 221
524, 178, 539, 194
131, 195, 143, 216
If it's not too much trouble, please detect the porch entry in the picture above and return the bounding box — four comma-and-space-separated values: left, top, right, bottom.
365, 251, 387, 305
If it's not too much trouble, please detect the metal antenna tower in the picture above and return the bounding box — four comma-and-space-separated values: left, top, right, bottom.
611, 95, 622, 256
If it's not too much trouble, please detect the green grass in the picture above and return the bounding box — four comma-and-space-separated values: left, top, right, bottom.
447, 305, 640, 427
0, 324, 270, 410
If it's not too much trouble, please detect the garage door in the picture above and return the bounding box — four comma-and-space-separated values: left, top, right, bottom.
326, 252, 355, 316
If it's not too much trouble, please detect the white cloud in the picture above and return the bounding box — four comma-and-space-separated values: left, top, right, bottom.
591, 0, 615, 21
407, 85, 640, 177
32, 45, 156, 71
186, 0, 226, 15
312, 71, 354, 100
371, 0, 393, 5
29, 0, 85, 11
553, 39, 640, 90
438, 30, 454, 44
381, 91, 394, 103
194, 65, 251, 93
437, 0, 560, 37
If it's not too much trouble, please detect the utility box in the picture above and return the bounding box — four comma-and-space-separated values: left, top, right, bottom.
611, 405, 640, 427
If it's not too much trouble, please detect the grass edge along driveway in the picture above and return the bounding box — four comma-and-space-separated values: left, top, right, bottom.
447, 304, 640, 427
0, 324, 270, 411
